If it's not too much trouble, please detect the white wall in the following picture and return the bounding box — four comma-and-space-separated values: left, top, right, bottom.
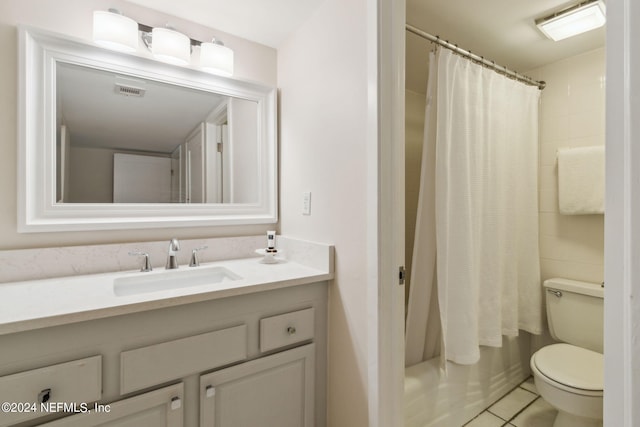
278, 0, 371, 424
528, 48, 606, 284
0, 0, 277, 250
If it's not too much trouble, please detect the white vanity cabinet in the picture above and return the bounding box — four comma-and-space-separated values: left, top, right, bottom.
197, 308, 317, 427
0, 282, 327, 427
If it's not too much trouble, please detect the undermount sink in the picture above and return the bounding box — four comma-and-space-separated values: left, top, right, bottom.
113, 266, 242, 297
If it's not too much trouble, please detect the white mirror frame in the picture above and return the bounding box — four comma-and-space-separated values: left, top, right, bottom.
17, 26, 277, 232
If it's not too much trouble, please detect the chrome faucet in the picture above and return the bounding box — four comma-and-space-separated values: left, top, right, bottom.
189, 246, 208, 267
166, 238, 180, 269
129, 251, 152, 272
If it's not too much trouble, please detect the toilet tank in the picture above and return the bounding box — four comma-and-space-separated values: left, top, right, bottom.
544, 278, 604, 353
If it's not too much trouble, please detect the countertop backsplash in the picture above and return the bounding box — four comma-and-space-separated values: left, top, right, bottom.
0, 235, 335, 284
0, 236, 267, 283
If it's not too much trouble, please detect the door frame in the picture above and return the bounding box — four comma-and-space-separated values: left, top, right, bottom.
603, 0, 640, 425
368, 0, 406, 425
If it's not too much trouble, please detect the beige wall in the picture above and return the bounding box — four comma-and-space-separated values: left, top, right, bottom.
66, 147, 173, 203
278, 0, 370, 424
0, 0, 277, 250
68, 146, 116, 203
528, 48, 606, 284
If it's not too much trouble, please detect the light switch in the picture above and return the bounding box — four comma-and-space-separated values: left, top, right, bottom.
302, 191, 311, 215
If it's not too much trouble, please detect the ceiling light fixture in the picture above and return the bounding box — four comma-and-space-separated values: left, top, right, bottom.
536, 0, 606, 41
92, 9, 235, 76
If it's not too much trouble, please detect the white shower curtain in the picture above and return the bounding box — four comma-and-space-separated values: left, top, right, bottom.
405, 49, 543, 367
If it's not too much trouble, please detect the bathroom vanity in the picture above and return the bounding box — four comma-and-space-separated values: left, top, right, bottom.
4, 21, 330, 427
0, 239, 332, 427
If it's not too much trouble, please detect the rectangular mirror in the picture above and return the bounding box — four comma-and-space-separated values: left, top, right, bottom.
18, 27, 277, 232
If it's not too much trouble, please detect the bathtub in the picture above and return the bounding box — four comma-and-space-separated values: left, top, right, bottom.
405, 334, 531, 427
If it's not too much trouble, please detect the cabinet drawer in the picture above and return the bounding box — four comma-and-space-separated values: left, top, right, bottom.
120, 324, 247, 394
260, 308, 314, 352
39, 382, 184, 427
0, 355, 102, 426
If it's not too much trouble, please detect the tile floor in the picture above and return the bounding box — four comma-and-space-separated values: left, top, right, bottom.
463, 377, 558, 427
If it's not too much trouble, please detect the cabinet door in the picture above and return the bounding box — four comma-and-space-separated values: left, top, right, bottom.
200, 344, 314, 427
37, 383, 183, 427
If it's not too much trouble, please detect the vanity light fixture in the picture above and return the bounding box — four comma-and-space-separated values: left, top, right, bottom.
92, 9, 138, 52
150, 27, 191, 65
93, 9, 235, 76
200, 39, 234, 76
536, 0, 606, 41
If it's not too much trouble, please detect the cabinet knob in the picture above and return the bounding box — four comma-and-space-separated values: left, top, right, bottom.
170, 396, 182, 410
38, 388, 51, 404
205, 385, 216, 398
287, 326, 296, 335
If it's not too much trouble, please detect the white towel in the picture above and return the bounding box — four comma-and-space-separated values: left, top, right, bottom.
557, 146, 605, 215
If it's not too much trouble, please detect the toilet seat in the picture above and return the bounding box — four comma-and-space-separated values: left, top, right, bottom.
532, 343, 603, 396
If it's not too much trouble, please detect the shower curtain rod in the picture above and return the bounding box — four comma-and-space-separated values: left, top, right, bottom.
406, 24, 546, 90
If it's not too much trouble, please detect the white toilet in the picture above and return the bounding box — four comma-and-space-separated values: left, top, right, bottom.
530, 278, 604, 427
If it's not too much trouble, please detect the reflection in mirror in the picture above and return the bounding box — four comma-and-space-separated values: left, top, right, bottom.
55, 62, 259, 204
20, 27, 276, 232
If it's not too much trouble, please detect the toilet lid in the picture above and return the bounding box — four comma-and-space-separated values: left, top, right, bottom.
533, 343, 603, 391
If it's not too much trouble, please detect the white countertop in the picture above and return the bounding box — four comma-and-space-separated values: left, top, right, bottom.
0, 256, 333, 336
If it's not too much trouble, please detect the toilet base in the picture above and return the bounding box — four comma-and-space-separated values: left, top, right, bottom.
553, 410, 602, 427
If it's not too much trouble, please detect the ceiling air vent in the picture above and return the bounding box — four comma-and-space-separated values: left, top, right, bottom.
114, 76, 146, 97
